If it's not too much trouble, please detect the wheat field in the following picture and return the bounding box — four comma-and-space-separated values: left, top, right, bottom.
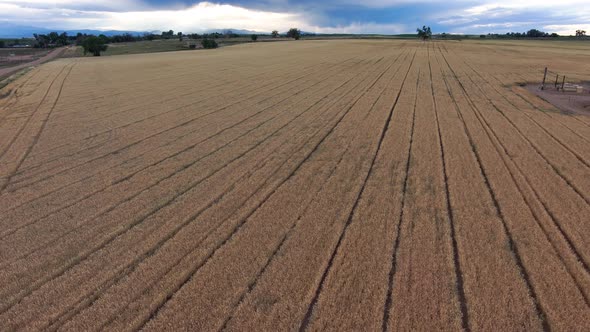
0, 39, 589, 331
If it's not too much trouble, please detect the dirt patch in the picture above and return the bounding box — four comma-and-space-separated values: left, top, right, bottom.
525, 82, 590, 116
0, 47, 67, 80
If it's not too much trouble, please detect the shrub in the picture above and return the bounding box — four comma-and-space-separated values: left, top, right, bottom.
201, 39, 218, 49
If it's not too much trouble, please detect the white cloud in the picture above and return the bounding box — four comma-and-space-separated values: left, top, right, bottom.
102, 2, 305, 32
305, 22, 406, 34
100, 4, 406, 34
0, 1, 307, 32
433, 0, 590, 35
0, 0, 145, 11
437, 17, 478, 25
0, 1, 407, 34
471, 22, 533, 28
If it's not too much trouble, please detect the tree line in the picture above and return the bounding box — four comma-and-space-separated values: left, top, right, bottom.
484, 29, 559, 38
20, 27, 306, 55
418, 26, 587, 40
32, 31, 164, 48
10, 26, 588, 52
480, 29, 587, 38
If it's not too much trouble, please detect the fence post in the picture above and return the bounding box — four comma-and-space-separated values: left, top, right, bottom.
561, 76, 566, 91
541, 67, 548, 90
555, 74, 559, 88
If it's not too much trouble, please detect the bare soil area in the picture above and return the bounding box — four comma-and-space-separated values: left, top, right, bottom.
526, 83, 590, 116
0, 47, 67, 80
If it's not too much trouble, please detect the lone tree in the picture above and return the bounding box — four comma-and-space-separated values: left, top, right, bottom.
576, 29, 587, 37
417, 26, 432, 40
271, 30, 279, 38
82, 36, 108, 56
286, 28, 301, 40
251, 34, 258, 41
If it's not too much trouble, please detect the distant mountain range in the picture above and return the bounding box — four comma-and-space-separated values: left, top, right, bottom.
0, 24, 151, 38
208, 29, 265, 35
0, 24, 281, 38
205, 29, 315, 35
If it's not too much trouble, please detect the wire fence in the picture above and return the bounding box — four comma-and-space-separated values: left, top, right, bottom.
538, 67, 588, 94
540, 67, 568, 91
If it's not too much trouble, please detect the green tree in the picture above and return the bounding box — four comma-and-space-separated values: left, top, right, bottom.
0, 41, 5, 48
98, 34, 110, 44
75, 33, 85, 45
416, 26, 432, 40
271, 30, 279, 38
526, 29, 548, 37
576, 29, 587, 37
53, 32, 69, 46
162, 30, 174, 39
33, 33, 50, 48
251, 34, 258, 41
201, 39, 218, 49
178, 32, 183, 41
82, 36, 108, 56
48, 31, 59, 44
286, 28, 301, 40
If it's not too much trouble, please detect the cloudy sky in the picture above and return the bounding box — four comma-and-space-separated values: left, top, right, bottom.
0, 0, 589, 35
